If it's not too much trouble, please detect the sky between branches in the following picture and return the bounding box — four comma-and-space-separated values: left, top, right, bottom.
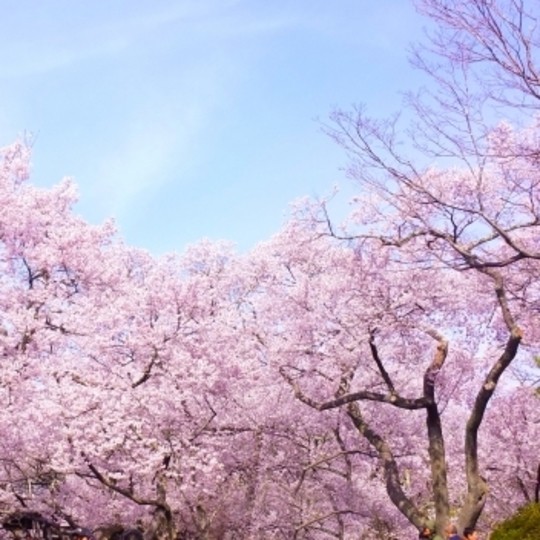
0, 0, 427, 254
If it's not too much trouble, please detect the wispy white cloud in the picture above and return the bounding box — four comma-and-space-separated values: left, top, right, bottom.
1, 0, 299, 208
88, 61, 238, 219
0, 1, 298, 79
91, 122, 180, 216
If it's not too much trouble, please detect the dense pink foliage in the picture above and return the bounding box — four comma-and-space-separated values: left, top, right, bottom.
0, 127, 538, 539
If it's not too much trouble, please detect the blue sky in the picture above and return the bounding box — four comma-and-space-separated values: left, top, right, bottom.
1, 0, 426, 254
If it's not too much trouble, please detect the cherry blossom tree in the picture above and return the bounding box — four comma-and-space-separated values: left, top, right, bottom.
246, 0, 540, 538
248, 144, 540, 536
0, 141, 376, 538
